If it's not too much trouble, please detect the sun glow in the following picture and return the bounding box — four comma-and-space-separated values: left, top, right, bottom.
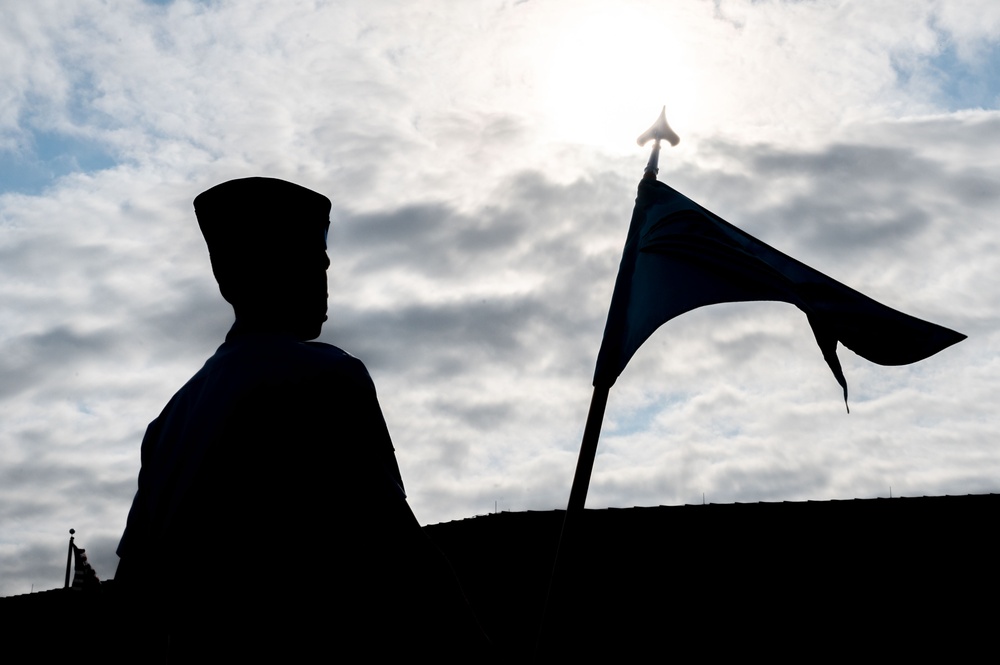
539, 6, 699, 154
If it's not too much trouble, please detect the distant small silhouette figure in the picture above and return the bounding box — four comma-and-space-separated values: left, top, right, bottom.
114, 178, 489, 662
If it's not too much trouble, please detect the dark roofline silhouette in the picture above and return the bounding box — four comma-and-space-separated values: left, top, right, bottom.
4, 493, 998, 661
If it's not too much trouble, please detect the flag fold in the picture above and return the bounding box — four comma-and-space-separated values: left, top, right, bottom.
593, 177, 965, 408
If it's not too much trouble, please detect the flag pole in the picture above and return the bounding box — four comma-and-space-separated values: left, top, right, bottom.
536, 110, 681, 657
565, 107, 679, 511
534, 384, 608, 658
64, 528, 75, 588
566, 384, 611, 511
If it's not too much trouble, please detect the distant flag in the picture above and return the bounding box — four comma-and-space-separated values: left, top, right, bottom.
594, 177, 966, 409
71, 543, 101, 591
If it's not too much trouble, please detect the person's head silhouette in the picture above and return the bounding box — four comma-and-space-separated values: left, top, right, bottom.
194, 177, 332, 341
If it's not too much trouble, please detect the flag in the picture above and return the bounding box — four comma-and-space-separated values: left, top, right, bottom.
71, 543, 101, 590
593, 177, 966, 408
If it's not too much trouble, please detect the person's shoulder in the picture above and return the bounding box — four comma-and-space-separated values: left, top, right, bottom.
300, 342, 374, 383
302, 340, 353, 358
300, 341, 361, 366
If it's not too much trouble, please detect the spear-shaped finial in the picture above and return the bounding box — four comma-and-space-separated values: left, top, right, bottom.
637, 106, 680, 178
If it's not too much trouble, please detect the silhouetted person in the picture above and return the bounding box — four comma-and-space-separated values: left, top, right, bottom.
114, 178, 489, 662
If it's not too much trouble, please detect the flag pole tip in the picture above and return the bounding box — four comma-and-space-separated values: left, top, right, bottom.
637, 106, 680, 147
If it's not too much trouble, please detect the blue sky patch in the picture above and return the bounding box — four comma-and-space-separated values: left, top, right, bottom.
931, 40, 1000, 110
0, 132, 117, 196
897, 38, 1000, 111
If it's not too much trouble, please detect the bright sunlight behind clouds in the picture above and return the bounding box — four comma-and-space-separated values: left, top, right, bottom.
539, 4, 700, 151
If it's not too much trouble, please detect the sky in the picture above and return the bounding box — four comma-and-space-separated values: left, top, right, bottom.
1, 0, 998, 596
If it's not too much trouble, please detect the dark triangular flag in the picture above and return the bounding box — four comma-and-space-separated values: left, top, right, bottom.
594, 177, 965, 409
